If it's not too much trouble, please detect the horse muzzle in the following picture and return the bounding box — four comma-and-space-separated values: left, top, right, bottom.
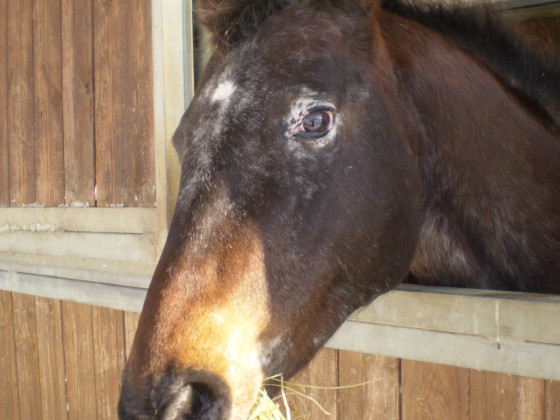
119, 369, 232, 420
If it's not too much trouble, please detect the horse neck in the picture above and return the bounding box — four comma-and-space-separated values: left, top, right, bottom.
382, 13, 560, 292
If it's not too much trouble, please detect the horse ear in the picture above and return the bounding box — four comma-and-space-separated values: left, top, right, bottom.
195, 0, 290, 51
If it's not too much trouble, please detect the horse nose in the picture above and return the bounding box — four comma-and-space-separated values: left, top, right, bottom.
119, 370, 231, 420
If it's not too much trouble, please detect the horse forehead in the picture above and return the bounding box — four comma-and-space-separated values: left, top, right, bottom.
211, 79, 237, 103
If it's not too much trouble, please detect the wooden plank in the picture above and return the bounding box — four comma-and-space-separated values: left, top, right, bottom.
0, 231, 157, 263
12, 293, 43, 420
61, 300, 97, 420
546, 380, 560, 419
0, 272, 147, 313
0, 0, 8, 206
94, 0, 155, 207
92, 306, 126, 420
152, 0, 190, 230
7, 0, 35, 206
0, 291, 20, 420
0, 252, 154, 288
33, 0, 65, 206
61, 0, 95, 206
126, 0, 155, 207
338, 351, 400, 420
349, 286, 560, 344
285, 348, 339, 419
328, 320, 560, 381
124, 311, 141, 360
470, 371, 545, 420
0, 207, 159, 234
35, 296, 68, 420
401, 360, 469, 420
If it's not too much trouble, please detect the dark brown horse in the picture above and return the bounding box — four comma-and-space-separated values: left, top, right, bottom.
119, 1, 560, 418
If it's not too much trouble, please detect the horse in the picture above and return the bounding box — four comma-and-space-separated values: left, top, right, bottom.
119, 0, 560, 418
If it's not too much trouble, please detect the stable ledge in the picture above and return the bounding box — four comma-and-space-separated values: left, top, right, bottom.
0, 268, 558, 381
327, 284, 560, 381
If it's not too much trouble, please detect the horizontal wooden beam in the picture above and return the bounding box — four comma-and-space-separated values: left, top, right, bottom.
1, 264, 558, 380
0, 207, 158, 234
0, 270, 146, 313
327, 285, 560, 381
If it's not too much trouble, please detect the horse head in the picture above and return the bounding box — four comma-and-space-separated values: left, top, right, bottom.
119, 0, 422, 418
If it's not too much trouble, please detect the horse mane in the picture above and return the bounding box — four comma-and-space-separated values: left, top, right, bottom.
195, 0, 290, 51
195, 0, 372, 51
196, 0, 560, 128
382, 0, 560, 129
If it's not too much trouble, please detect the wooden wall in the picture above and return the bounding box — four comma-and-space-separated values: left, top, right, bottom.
1, 290, 559, 420
0, 0, 154, 208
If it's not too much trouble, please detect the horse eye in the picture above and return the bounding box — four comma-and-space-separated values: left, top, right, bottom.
300, 110, 334, 134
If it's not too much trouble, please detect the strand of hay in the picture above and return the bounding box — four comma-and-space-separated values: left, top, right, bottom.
248, 374, 382, 419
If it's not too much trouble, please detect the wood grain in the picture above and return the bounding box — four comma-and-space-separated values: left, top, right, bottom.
470, 370, 545, 420
62, 0, 95, 205
7, 0, 35, 205
35, 296, 68, 420
33, 0, 65, 206
286, 348, 339, 419
546, 380, 560, 420
0, 0, 8, 206
93, 0, 155, 207
12, 293, 43, 420
338, 351, 400, 420
124, 311, 141, 361
401, 360, 469, 420
0, 291, 20, 420
92, 306, 126, 420
62, 300, 97, 420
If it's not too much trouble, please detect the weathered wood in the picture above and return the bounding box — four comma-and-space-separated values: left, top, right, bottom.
328, 286, 560, 381
0, 207, 158, 233
152, 0, 188, 239
546, 380, 560, 419
61, 0, 95, 205
338, 351, 400, 420
0, 231, 157, 263
470, 371, 545, 420
348, 286, 560, 344
0, 291, 20, 420
0, 251, 153, 287
0, 0, 8, 206
7, 0, 35, 205
33, 0, 65, 206
12, 293, 43, 420
286, 348, 339, 419
94, 0, 155, 207
124, 311, 141, 361
401, 360, 469, 420
35, 296, 68, 420
92, 306, 126, 420
0, 271, 148, 313
62, 300, 97, 420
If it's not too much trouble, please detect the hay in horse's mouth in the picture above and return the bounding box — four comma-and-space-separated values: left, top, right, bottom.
248, 389, 287, 420
248, 374, 384, 419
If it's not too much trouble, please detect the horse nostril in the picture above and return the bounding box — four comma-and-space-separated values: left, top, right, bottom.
162, 382, 220, 420
155, 371, 231, 420
119, 370, 231, 420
